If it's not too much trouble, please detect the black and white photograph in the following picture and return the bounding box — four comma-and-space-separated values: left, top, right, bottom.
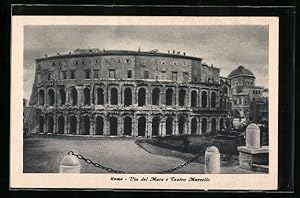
11, 16, 278, 190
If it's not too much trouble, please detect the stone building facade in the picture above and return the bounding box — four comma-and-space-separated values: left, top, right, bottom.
26, 49, 231, 137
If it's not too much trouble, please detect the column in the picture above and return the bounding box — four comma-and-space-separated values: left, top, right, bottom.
90, 84, 94, 106
90, 116, 95, 135
64, 115, 68, 135
76, 116, 80, 135
132, 114, 138, 137
118, 116, 123, 136
53, 116, 58, 134
198, 118, 202, 135
77, 87, 83, 106
147, 115, 152, 137
43, 116, 47, 134
207, 119, 212, 133
175, 115, 179, 135
161, 117, 166, 136
186, 115, 190, 135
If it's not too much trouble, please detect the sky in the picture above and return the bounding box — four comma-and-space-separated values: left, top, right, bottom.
24, 25, 269, 100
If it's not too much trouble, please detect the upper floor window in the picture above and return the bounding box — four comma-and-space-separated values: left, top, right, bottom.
61, 71, 67, 79
52, 62, 56, 66
47, 72, 52, 80
75, 61, 79, 65
127, 70, 132, 78
109, 69, 116, 78
125, 59, 130, 63
161, 71, 166, 80
172, 72, 177, 81
183, 72, 189, 81
144, 70, 149, 79
82, 60, 85, 64
70, 70, 75, 79
117, 59, 122, 63
85, 70, 91, 79
93, 69, 99, 79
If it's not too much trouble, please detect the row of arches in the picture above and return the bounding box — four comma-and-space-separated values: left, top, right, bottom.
39, 115, 228, 136
38, 86, 220, 108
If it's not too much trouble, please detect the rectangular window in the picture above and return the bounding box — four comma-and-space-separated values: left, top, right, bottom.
183, 72, 189, 81
85, 70, 91, 79
143, 70, 149, 79
161, 71, 166, 80
172, 72, 177, 81
93, 69, 99, 79
127, 70, 132, 78
62, 71, 67, 79
70, 70, 75, 79
109, 69, 115, 78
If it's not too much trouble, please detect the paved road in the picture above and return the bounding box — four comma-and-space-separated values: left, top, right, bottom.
24, 136, 253, 174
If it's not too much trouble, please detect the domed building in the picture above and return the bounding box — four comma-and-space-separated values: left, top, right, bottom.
228, 65, 265, 118
25, 48, 231, 137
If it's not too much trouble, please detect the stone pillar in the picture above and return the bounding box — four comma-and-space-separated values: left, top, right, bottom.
90, 85, 94, 106
147, 115, 152, 137
90, 117, 95, 135
43, 116, 47, 134
59, 154, 81, 173
161, 117, 166, 136
207, 120, 211, 133
64, 115, 68, 135
198, 119, 202, 135
246, 123, 261, 149
53, 116, 58, 134
76, 116, 80, 135
103, 116, 108, 136
77, 87, 83, 106
186, 115, 190, 135
174, 116, 178, 135
118, 116, 124, 136
204, 146, 221, 174
132, 115, 138, 137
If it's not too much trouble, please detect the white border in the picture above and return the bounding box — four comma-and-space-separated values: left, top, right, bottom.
10, 16, 278, 190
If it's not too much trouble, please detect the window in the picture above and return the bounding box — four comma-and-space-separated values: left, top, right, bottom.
117, 59, 122, 63
95, 60, 98, 63
172, 72, 177, 81
161, 71, 166, 80
62, 71, 67, 79
47, 72, 52, 80
125, 59, 130, 63
109, 69, 116, 78
144, 70, 149, 79
75, 61, 79, 65
253, 90, 255, 94
70, 70, 75, 79
81, 60, 85, 64
183, 72, 189, 81
127, 70, 132, 78
93, 69, 99, 78
85, 70, 91, 79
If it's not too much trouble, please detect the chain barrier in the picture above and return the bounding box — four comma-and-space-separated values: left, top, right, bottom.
68, 150, 202, 174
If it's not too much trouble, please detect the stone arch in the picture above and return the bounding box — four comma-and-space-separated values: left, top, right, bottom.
69, 115, 77, 135
201, 118, 207, 134
38, 90, 45, 106
166, 117, 173, 135
70, 87, 78, 106
201, 91, 207, 108
47, 115, 54, 133
152, 88, 160, 105
152, 117, 160, 136
219, 117, 224, 130
57, 115, 65, 134
191, 90, 198, 107
124, 116, 132, 136
211, 92, 217, 108
81, 116, 90, 135
39, 116, 44, 133
178, 115, 186, 135
179, 89, 186, 106
138, 88, 146, 106
211, 117, 217, 134
95, 116, 104, 135
124, 88, 132, 106
83, 87, 91, 106
166, 88, 173, 106
138, 116, 146, 136
47, 89, 55, 106
191, 117, 198, 135
96, 87, 104, 105
59, 88, 66, 106
110, 87, 118, 105
109, 116, 118, 135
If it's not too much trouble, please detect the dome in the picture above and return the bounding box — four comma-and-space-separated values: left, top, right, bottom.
228, 66, 254, 78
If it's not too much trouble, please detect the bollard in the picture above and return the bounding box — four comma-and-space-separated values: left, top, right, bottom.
59, 154, 81, 173
204, 146, 220, 174
245, 123, 261, 149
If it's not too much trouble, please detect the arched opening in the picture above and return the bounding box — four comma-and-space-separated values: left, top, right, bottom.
109, 117, 118, 135
96, 88, 104, 105
211, 118, 217, 134
166, 117, 173, 135
219, 118, 224, 130
57, 116, 64, 134
191, 117, 197, 135
110, 88, 118, 105
152, 88, 160, 105
47, 115, 54, 133
59, 89, 66, 106
211, 92, 217, 108
166, 88, 173, 106
124, 88, 132, 106
179, 89, 186, 106
152, 117, 160, 136
124, 117, 132, 136
191, 90, 197, 107
83, 88, 91, 106
47, 89, 55, 106
201, 91, 207, 108
38, 90, 45, 106
138, 116, 146, 136
82, 116, 90, 135
138, 88, 146, 106
69, 116, 77, 135
201, 118, 207, 134
39, 116, 44, 133
95, 116, 104, 135
70, 87, 78, 106
178, 116, 186, 135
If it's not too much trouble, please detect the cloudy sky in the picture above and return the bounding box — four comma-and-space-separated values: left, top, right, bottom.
24, 25, 269, 99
